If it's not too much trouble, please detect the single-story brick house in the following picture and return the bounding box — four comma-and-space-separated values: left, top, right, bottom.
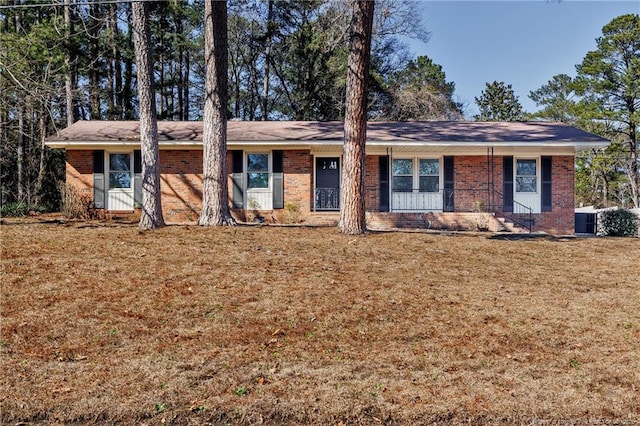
46, 120, 609, 234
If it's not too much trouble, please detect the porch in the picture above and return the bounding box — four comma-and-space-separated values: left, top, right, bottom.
313, 187, 535, 232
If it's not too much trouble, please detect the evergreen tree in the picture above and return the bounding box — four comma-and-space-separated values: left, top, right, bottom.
573, 14, 640, 208
528, 74, 576, 123
381, 55, 463, 120
474, 81, 524, 121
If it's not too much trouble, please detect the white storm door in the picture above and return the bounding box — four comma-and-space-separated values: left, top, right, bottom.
107, 153, 134, 210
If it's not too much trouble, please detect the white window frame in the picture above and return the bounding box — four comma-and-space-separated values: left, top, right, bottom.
392, 157, 441, 193
391, 157, 443, 212
105, 151, 134, 211
108, 152, 133, 190
246, 152, 271, 191
515, 158, 538, 193
245, 152, 272, 210
418, 158, 440, 193
392, 158, 414, 192
514, 157, 541, 214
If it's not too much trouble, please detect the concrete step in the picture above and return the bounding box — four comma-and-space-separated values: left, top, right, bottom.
495, 216, 529, 233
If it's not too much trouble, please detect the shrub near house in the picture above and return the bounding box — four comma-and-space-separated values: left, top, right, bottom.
599, 209, 640, 237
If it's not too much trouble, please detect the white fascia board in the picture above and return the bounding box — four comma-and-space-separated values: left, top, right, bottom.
366, 140, 609, 148
228, 140, 342, 149
45, 139, 344, 150
45, 138, 608, 151
45, 140, 142, 149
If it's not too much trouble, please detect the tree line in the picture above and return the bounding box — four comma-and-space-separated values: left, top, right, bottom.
0, 1, 637, 214
475, 14, 639, 209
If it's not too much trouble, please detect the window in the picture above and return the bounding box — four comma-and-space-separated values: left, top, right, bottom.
109, 153, 131, 189
247, 153, 269, 189
392, 158, 440, 192
419, 159, 439, 192
392, 159, 413, 192
516, 159, 537, 193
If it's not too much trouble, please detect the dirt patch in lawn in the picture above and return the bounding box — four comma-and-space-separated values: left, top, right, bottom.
1, 219, 639, 424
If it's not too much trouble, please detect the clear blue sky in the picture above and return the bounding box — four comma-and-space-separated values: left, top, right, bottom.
405, 0, 639, 119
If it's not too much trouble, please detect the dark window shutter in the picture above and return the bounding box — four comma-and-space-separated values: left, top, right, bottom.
231, 150, 244, 209
541, 156, 552, 211
93, 150, 104, 173
134, 149, 142, 173
503, 156, 514, 212
272, 150, 284, 209
379, 156, 389, 212
443, 156, 454, 212
93, 150, 105, 208
133, 150, 142, 208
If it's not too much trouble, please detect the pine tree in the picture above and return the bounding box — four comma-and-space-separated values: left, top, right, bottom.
199, 0, 235, 226
339, 0, 374, 235
573, 14, 639, 208
132, 1, 165, 229
474, 81, 523, 121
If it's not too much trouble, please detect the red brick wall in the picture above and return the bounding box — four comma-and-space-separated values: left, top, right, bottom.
365, 155, 380, 211
283, 150, 312, 212
536, 155, 574, 234
65, 150, 94, 199
64, 150, 575, 234
454, 156, 500, 211
159, 150, 203, 221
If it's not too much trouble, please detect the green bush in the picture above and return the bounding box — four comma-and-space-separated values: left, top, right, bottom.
0, 202, 30, 217
599, 209, 639, 237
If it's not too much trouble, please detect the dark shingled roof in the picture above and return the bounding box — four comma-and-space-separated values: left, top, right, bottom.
46, 120, 610, 145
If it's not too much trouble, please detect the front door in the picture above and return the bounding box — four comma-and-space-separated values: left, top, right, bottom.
315, 157, 340, 211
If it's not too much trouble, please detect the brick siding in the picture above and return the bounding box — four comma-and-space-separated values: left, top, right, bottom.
536, 155, 574, 234
159, 150, 203, 222
364, 155, 380, 210
65, 150, 576, 234
283, 150, 313, 213
65, 150, 94, 199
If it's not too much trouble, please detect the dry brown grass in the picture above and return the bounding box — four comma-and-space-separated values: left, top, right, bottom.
1, 218, 639, 425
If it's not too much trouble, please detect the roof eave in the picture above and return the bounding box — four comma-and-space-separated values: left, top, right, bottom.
45, 139, 610, 150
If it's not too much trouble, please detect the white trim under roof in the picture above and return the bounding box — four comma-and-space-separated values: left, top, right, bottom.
45, 139, 606, 152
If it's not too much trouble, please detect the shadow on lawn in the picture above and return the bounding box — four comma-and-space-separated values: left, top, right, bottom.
487, 233, 576, 242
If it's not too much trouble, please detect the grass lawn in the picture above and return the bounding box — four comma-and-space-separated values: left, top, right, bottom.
1, 219, 639, 425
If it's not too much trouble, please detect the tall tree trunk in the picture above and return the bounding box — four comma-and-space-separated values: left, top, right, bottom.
199, 0, 234, 226
261, 0, 273, 121
17, 102, 24, 203
123, 7, 135, 119
628, 123, 639, 208
175, 15, 186, 121
64, 0, 76, 127
34, 105, 47, 207
132, 1, 165, 230
339, 0, 374, 235
178, 43, 185, 120
27, 101, 36, 205
89, 3, 101, 119
158, 54, 165, 119
184, 51, 190, 120
107, 3, 121, 120
112, 3, 123, 119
